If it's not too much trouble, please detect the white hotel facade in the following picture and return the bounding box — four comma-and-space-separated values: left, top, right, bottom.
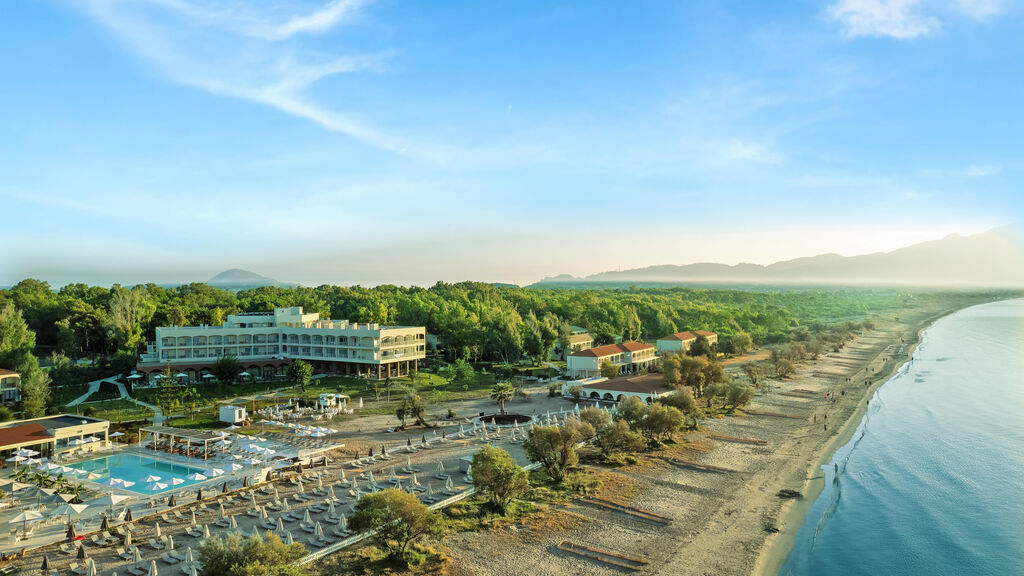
136, 307, 426, 382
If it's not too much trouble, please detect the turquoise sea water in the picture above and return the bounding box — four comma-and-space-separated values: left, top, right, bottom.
780, 299, 1024, 576
67, 452, 205, 494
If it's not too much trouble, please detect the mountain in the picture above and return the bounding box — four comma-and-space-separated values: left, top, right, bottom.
207, 268, 289, 289
535, 226, 1024, 288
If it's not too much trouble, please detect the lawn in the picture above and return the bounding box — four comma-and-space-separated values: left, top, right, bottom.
69, 399, 154, 423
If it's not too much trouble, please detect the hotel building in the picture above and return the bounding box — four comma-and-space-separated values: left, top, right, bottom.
566, 342, 658, 378
137, 307, 426, 382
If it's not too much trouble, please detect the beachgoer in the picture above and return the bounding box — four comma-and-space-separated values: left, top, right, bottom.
824, 423, 828, 431
834, 463, 839, 474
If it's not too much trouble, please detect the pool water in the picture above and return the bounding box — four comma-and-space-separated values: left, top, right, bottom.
67, 452, 208, 495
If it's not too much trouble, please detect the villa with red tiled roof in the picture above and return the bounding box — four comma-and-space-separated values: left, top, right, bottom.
656, 330, 718, 355
566, 341, 657, 378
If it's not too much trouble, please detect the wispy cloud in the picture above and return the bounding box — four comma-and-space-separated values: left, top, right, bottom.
79, 0, 406, 151
827, 0, 1005, 39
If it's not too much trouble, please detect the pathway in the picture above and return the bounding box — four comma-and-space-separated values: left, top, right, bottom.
65, 377, 104, 406
112, 379, 165, 425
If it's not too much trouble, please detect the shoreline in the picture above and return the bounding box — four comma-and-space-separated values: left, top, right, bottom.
752, 304, 966, 576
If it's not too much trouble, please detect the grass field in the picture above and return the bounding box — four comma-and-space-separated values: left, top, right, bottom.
69, 399, 154, 423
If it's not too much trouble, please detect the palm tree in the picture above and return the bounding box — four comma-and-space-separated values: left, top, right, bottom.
66, 483, 84, 504
11, 468, 28, 482
490, 382, 516, 415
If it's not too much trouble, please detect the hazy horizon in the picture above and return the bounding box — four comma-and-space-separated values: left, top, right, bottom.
3, 1, 1023, 287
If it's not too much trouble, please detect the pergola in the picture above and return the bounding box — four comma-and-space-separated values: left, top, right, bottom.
140, 425, 225, 460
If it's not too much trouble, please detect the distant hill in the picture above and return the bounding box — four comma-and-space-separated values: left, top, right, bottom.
535, 226, 1024, 288
207, 268, 291, 289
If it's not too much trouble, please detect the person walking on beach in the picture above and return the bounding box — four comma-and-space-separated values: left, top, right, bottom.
834, 463, 839, 474
824, 423, 828, 432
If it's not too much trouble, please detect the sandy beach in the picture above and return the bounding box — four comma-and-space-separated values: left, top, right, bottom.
442, 300, 975, 576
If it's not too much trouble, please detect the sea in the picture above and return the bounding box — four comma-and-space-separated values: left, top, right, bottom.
779, 299, 1024, 576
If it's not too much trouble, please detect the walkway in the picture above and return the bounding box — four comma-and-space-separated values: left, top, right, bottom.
65, 377, 105, 406
115, 380, 165, 425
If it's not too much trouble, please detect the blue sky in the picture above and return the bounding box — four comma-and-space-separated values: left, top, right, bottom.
1, 0, 1021, 286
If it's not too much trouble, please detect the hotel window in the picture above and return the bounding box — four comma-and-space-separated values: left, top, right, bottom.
226, 335, 237, 344
212, 336, 223, 345
268, 334, 279, 343
162, 337, 174, 347
241, 347, 252, 356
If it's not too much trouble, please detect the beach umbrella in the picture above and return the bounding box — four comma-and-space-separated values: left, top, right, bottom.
167, 495, 176, 507
11, 509, 43, 531
218, 503, 226, 517
4, 455, 25, 463
228, 463, 243, 471
66, 524, 77, 540
166, 534, 174, 551
146, 482, 168, 492
186, 472, 207, 481
260, 506, 268, 519
328, 486, 337, 500
274, 486, 280, 500
132, 546, 143, 563
406, 438, 412, 448
77, 545, 88, 559
142, 475, 161, 483
190, 509, 197, 525
124, 529, 132, 548
303, 509, 312, 524
250, 526, 262, 540
339, 514, 348, 532
205, 468, 224, 477
125, 508, 134, 522
40, 556, 50, 572
188, 567, 197, 576
229, 515, 237, 529
250, 493, 258, 508
185, 546, 194, 564
282, 499, 290, 511
120, 480, 136, 488
284, 531, 294, 545
87, 558, 97, 576
196, 489, 203, 501
222, 482, 229, 494
242, 476, 250, 488
296, 481, 305, 494
326, 500, 336, 517
203, 525, 211, 539
314, 521, 324, 537
147, 559, 158, 576
100, 515, 110, 531
170, 477, 185, 486
276, 518, 285, 534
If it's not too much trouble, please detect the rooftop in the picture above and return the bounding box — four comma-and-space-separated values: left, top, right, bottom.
0, 414, 108, 432
0, 423, 52, 448
582, 373, 675, 395
571, 341, 654, 358
0, 369, 18, 377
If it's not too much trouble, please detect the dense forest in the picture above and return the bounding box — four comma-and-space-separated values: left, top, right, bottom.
0, 279, 919, 368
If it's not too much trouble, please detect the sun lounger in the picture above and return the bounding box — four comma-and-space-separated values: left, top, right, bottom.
160, 552, 180, 565
245, 508, 261, 518
161, 514, 174, 524
60, 543, 77, 555
214, 518, 231, 529
300, 523, 315, 534
127, 564, 148, 576
173, 509, 187, 521
69, 562, 88, 576
186, 526, 203, 538
149, 537, 166, 550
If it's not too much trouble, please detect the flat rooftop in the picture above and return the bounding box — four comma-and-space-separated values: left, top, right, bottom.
0, 414, 108, 432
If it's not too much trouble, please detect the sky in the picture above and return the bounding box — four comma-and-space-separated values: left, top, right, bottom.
1, 0, 1022, 287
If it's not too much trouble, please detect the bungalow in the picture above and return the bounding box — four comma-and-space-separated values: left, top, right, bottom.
567, 342, 657, 378
656, 330, 718, 355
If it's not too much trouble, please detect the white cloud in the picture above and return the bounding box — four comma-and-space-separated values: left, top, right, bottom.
79, 0, 406, 151
828, 0, 941, 39
962, 164, 1000, 177
827, 0, 1005, 39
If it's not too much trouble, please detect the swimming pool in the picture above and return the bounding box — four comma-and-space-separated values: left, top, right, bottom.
66, 452, 208, 495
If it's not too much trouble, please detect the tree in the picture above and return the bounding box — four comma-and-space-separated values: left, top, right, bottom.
213, 355, 242, 384
688, 335, 713, 358
730, 332, 754, 355
199, 532, 305, 576
471, 444, 529, 513
774, 358, 796, 378
490, 382, 515, 414
107, 286, 156, 355
156, 369, 181, 415
288, 359, 313, 391
349, 489, 443, 561
180, 387, 201, 420
615, 396, 648, 430
656, 388, 701, 430
637, 403, 684, 441
723, 382, 754, 413
567, 385, 583, 401
0, 302, 49, 417
523, 419, 593, 482
599, 360, 619, 379
395, 390, 426, 429
596, 419, 645, 456
741, 363, 765, 390
579, 406, 611, 431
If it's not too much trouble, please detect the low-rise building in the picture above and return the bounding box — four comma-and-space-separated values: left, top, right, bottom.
566, 342, 657, 378
218, 405, 247, 424
137, 306, 427, 382
0, 369, 20, 403
563, 373, 674, 404
656, 330, 718, 355
0, 414, 109, 459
